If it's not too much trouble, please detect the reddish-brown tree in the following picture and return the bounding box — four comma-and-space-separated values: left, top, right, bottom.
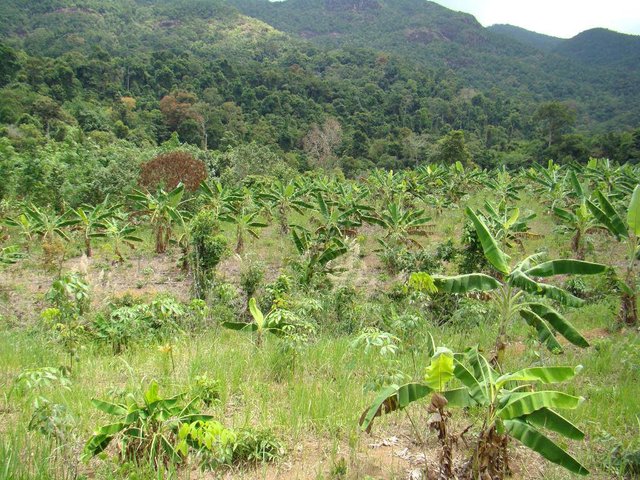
139, 151, 208, 193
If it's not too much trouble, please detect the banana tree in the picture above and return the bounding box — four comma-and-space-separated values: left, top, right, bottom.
478, 200, 537, 250
525, 160, 568, 212
553, 202, 600, 260
486, 168, 521, 203
222, 298, 292, 347
0, 245, 23, 265
309, 192, 361, 241
129, 183, 187, 254
360, 346, 589, 479
198, 180, 243, 218
3, 212, 39, 250
370, 201, 433, 249
103, 217, 143, 262
7, 204, 78, 246
586, 185, 640, 325
417, 207, 606, 364
220, 209, 267, 254
259, 180, 310, 234
291, 226, 348, 287
83, 381, 212, 467
72, 196, 120, 257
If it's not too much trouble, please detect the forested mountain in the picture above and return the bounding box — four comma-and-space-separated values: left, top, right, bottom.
0, 0, 639, 204
487, 24, 563, 52
231, 0, 640, 130
489, 25, 640, 72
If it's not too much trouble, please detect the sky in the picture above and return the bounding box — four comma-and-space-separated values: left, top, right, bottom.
431, 0, 640, 38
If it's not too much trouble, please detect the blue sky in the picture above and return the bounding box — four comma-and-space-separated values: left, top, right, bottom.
432, 0, 640, 38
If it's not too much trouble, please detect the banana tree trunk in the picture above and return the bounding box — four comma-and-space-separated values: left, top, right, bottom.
571, 230, 584, 260
236, 230, 244, 254
619, 290, 638, 326
84, 236, 92, 257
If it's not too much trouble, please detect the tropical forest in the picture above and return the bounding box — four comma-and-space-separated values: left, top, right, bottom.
1, 0, 640, 479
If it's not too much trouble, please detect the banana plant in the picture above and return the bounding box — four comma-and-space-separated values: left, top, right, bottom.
478, 200, 537, 250
309, 192, 361, 241
72, 196, 120, 257
0, 245, 23, 265
291, 226, 348, 287
526, 160, 568, 211
103, 217, 143, 262
416, 207, 606, 363
3, 212, 39, 250
198, 180, 243, 218
486, 168, 521, 203
259, 180, 310, 234
586, 185, 640, 325
6, 204, 78, 246
455, 348, 588, 478
219, 209, 267, 254
83, 381, 212, 467
360, 346, 589, 479
129, 183, 187, 254
553, 201, 600, 260
222, 298, 291, 347
369, 201, 433, 249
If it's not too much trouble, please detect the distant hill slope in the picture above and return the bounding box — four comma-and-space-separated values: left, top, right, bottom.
489, 25, 640, 72
230, 0, 640, 130
556, 28, 640, 71
487, 24, 562, 52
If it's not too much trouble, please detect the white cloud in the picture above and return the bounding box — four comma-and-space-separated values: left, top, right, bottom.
432, 0, 640, 38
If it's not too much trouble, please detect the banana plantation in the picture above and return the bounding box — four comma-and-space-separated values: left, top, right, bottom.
1, 156, 640, 479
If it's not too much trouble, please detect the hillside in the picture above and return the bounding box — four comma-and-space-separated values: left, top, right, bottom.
556, 28, 640, 71
231, 0, 640, 130
487, 24, 562, 52
489, 25, 640, 72
0, 0, 638, 179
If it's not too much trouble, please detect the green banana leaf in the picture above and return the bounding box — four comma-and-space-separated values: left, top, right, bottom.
520, 309, 563, 353
627, 184, 640, 236
525, 259, 607, 277
523, 408, 585, 441
498, 391, 584, 419
466, 207, 511, 274
432, 274, 501, 294
504, 418, 589, 475
496, 365, 579, 387
527, 303, 589, 348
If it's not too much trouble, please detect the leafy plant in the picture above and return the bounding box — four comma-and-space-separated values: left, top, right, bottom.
222, 298, 293, 347
129, 183, 187, 254
415, 207, 606, 364
360, 346, 590, 479
83, 381, 212, 468
177, 420, 284, 469
586, 185, 640, 325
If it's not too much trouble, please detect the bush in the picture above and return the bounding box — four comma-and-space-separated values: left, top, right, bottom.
189, 210, 228, 298
240, 259, 265, 300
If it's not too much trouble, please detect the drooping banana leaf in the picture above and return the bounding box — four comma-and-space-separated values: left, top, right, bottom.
525, 259, 606, 277
466, 207, 511, 274
527, 303, 589, 348
520, 309, 563, 353
523, 408, 585, 441
498, 391, 584, 419
504, 418, 589, 475
432, 274, 501, 294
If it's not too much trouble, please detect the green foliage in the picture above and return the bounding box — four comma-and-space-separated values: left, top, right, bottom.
359, 345, 589, 477
189, 209, 228, 298
83, 381, 213, 467
177, 420, 284, 469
